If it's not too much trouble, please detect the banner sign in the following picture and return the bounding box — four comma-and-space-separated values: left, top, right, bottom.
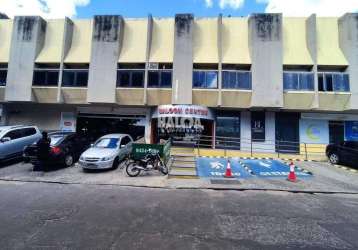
60, 112, 76, 132
299, 119, 329, 144
152, 105, 214, 120
345, 121, 358, 141
251, 112, 265, 141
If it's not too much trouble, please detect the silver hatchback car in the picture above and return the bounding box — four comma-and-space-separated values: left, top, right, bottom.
0, 125, 42, 162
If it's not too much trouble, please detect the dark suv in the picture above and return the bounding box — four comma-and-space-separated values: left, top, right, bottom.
326, 141, 358, 167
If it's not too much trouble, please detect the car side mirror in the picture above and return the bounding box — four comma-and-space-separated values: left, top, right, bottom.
1, 137, 11, 143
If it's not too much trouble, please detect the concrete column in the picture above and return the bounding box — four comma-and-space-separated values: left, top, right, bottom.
249, 14, 283, 108
144, 108, 152, 144
339, 13, 358, 111
217, 14, 223, 107
172, 14, 194, 105
240, 111, 251, 151
87, 15, 124, 103
57, 17, 74, 103
5, 16, 46, 102
144, 15, 153, 105
306, 14, 319, 109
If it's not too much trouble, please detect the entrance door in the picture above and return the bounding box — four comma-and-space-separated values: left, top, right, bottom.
275, 113, 300, 153
329, 121, 344, 144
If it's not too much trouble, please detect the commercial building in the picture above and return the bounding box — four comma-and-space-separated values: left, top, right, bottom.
0, 13, 358, 154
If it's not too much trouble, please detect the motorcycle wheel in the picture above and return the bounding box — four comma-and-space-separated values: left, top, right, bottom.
126, 162, 141, 177
158, 161, 169, 175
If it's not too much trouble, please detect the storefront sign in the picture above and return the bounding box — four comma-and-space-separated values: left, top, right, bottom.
299, 119, 329, 144
152, 105, 214, 120
60, 112, 76, 132
345, 121, 358, 141
251, 112, 265, 141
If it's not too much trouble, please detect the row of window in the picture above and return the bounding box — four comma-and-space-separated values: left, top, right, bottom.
0, 68, 350, 93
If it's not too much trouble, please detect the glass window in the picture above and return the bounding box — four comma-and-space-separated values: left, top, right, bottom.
237, 72, 251, 89
62, 70, 88, 87
206, 72, 218, 88
299, 73, 314, 90
193, 71, 218, 89
161, 71, 172, 87
33, 70, 59, 86
0, 69, 7, 86
95, 138, 119, 149
148, 71, 160, 87
283, 73, 299, 90
326, 74, 333, 91
23, 128, 37, 137
319, 73, 350, 92
333, 74, 350, 92
131, 71, 144, 87
222, 71, 237, 89
3, 129, 23, 140
318, 74, 324, 91
118, 71, 130, 87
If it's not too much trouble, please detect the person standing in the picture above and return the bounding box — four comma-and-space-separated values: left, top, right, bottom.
35, 131, 51, 171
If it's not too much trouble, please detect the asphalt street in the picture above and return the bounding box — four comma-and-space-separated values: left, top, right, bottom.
1, 181, 358, 250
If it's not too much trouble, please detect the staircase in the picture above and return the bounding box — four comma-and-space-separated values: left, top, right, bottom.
169, 147, 198, 179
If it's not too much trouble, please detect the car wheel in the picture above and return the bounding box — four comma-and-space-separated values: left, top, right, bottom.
329, 153, 340, 165
64, 155, 74, 167
112, 157, 120, 169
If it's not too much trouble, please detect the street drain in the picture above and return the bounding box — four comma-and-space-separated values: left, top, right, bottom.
210, 179, 241, 185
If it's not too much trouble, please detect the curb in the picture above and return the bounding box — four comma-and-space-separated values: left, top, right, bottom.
332, 164, 358, 174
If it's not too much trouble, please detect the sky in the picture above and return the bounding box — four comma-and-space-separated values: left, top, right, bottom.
0, 0, 358, 19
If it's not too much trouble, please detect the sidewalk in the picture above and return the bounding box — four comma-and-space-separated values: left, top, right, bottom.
0, 161, 358, 194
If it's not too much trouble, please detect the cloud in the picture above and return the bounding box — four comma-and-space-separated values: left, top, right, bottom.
258, 0, 358, 16
203, 0, 244, 9
0, 0, 90, 18
219, 0, 245, 9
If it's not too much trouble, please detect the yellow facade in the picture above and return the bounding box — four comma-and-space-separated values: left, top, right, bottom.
0, 20, 13, 63
149, 18, 174, 63
283, 18, 313, 65
36, 20, 65, 63
316, 17, 348, 66
64, 20, 93, 63
221, 18, 251, 64
119, 19, 148, 63
193, 18, 218, 63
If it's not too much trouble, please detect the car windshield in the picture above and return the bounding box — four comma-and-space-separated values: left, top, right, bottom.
94, 138, 119, 149
49, 135, 66, 146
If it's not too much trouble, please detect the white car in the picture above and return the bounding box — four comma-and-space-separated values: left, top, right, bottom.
79, 134, 133, 170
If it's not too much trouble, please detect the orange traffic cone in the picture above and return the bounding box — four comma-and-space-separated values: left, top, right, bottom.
287, 161, 297, 182
224, 160, 234, 178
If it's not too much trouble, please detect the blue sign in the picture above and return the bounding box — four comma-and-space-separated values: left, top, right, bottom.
240, 159, 312, 178
196, 157, 252, 179
345, 121, 358, 141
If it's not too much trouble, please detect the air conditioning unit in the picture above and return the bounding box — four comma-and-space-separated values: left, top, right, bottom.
148, 63, 159, 70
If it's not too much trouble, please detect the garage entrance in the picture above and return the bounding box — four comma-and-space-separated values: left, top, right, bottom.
76, 113, 146, 143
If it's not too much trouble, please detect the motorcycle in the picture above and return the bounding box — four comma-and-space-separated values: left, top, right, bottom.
125, 151, 169, 177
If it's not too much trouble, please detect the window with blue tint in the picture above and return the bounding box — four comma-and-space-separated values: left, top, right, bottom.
299, 73, 314, 90
148, 70, 172, 88
318, 73, 350, 92
222, 71, 251, 89
193, 71, 218, 89
283, 72, 299, 90
283, 72, 314, 91
62, 69, 88, 87
237, 72, 252, 89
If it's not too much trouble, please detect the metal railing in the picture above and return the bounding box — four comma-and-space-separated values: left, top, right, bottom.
172, 134, 328, 161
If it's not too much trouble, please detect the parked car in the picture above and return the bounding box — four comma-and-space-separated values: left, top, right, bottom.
23, 132, 91, 170
79, 134, 133, 170
326, 141, 358, 166
0, 125, 42, 163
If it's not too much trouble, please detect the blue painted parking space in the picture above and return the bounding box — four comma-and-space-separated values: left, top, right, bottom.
239, 159, 312, 178
196, 157, 252, 179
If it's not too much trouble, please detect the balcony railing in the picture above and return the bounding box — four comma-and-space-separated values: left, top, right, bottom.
283, 72, 314, 91
32, 69, 59, 86
222, 70, 252, 90
62, 69, 89, 87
